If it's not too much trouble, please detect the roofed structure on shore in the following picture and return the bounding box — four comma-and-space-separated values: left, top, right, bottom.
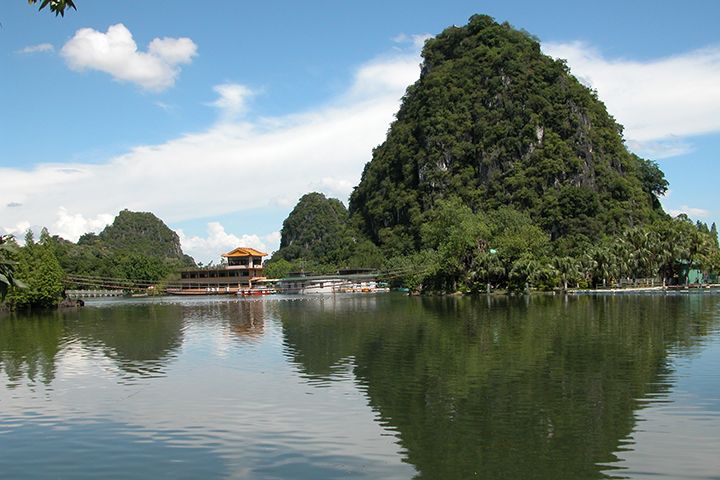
173, 246, 268, 294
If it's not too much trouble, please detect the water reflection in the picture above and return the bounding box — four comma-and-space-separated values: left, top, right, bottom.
0, 311, 66, 387
71, 304, 185, 378
277, 294, 720, 479
1, 294, 719, 479
227, 300, 266, 342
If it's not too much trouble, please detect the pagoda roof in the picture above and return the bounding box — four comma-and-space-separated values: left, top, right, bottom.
222, 247, 268, 258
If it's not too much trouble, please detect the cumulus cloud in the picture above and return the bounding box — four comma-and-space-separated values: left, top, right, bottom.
625, 138, 693, 160
60, 23, 197, 91
345, 53, 420, 100
669, 206, 710, 218
543, 42, 720, 157
210, 83, 255, 120
53, 207, 114, 242
177, 222, 280, 264
310, 177, 355, 199
18, 43, 54, 54
392, 33, 433, 50
1, 221, 31, 238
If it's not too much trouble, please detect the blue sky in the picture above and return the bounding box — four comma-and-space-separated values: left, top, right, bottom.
2, 0, 719, 263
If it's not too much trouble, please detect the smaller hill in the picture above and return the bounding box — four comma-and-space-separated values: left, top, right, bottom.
274, 193, 355, 265
79, 209, 194, 266
267, 193, 383, 277
50, 210, 195, 284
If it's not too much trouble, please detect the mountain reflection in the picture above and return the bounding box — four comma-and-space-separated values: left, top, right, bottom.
71, 304, 185, 377
0, 299, 273, 386
278, 294, 720, 479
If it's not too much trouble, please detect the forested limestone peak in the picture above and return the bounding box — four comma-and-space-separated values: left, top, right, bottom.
79, 209, 194, 266
275, 193, 355, 265
349, 14, 667, 256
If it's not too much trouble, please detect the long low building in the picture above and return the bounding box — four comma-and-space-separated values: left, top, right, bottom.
172, 247, 268, 294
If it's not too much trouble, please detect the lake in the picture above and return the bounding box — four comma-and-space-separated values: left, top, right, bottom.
1, 293, 720, 479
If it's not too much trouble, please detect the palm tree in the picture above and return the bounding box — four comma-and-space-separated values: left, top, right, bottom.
625, 227, 655, 285
586, 245, 615, 288
552, 256, 580, 291
472, 251, 504, 294
509, 255, 553, 293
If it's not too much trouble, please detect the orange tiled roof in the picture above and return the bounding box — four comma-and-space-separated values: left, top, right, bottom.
222, 247, 268, 258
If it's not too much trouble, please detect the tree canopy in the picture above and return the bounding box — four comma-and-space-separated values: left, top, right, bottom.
27, 0, 76, 17
269, 15, 719, 294
349, 15, 665, 253
268, 192, 383, 273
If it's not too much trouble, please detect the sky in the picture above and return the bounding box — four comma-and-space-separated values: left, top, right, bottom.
2, 0, 719, 263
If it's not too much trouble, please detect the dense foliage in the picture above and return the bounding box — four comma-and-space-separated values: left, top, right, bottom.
269, 15, 719, 293
267, 192, 383, 275
27, 0, 76, 17
0, 235, 26, 301
349, 15, 666, 257
384, 199, 720, 293
3, 211, 196, 308
52, 210, 194, 284
6, 230, 64, 308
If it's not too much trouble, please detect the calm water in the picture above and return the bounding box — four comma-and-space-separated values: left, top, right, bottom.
1, 293, 720, 479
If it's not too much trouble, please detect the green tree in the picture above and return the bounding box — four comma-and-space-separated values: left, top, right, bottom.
349, 15, 664, 250
0, 235, 27, 301
421, 198, 491, 292
28, 0, 76, 16
8, 233, 64, 308
273, 193, 357, 265
552, 256, 581, 291
263, 258, 293, 279
471, 250, 504, 294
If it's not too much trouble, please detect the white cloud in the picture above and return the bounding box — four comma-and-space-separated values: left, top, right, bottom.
177, 222, 280, 264
669, 205, 710, 218
345, 54, 420, 100
392, 33, 432, 50
1, 221, 31, 238
60, 23, 197, 91
0, 43, 423, 243
625, 138, 693, 160
209, 83, 255, 120
543, 42, 720, 157
310, 177, 355, 199
52, 207, 114, 242
18, 43, 55, 54
154, 101, 176, 112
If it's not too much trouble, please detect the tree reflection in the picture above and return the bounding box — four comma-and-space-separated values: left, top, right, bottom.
278, 294, 719, 479
0, 311, 66, 387
71, 304, 185, 377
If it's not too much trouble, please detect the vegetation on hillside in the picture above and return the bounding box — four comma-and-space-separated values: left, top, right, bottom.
266, 192, 383, 275
52, 210, 195, 284
2, 210, 196, 309
349, 14, 666, 257
384, 199, 720, 293
271, 15, 719, 293
5, 230, 64, 308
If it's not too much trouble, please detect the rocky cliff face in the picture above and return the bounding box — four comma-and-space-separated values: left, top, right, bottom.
349, 15, 666, 252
